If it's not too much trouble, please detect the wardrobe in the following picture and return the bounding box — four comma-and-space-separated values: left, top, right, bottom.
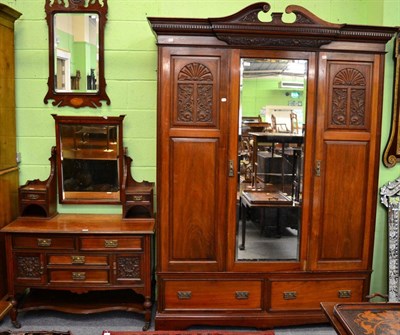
148, 3, 397, 329
0, 4, 21, 299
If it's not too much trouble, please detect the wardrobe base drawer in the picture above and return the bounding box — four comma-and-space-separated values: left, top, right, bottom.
163, 279, 262, 310
269, 279, 364, 311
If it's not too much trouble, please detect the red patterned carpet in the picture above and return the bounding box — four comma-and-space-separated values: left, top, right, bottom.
102, 332, 275, 335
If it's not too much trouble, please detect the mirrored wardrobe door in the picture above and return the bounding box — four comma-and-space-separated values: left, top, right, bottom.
228, 51, 315, 271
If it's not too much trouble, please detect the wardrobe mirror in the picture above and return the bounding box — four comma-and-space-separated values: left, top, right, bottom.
44, 0, 110, 108
53, 115, 125, 204
236, 57, 307, 262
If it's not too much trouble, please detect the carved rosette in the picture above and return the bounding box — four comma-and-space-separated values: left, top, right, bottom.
116, 256, 141, 279
17, 256, 42, 278
331, 68, 366, 128
176, 63, 214, 126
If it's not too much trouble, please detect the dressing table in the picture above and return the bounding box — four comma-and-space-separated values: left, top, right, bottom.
2, 116, 155, 330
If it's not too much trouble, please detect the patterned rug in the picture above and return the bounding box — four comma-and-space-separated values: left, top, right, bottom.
102, 331, 275, 335
0, 331, 71, 335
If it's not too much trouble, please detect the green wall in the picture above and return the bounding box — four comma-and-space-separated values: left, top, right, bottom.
4, 0, 400, 298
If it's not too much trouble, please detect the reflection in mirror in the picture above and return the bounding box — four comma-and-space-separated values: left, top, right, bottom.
236, 58, 307, 262
53, 115, 125, 204
54, 13, 99, 93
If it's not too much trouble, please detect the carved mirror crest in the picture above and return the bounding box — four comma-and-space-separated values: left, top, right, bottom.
383, 32, 400, 167
44, 0, 110, 108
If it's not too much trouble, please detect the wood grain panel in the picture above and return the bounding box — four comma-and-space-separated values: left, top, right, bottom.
170, 138, 218, 261
319, 141, 368, 261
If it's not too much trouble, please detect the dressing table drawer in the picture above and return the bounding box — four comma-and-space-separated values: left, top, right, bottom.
49, 269, 109, 284
20, 190, 47, 202
12, 236, 75, 250
48, 254, 109, 266
79, 236, 143, 251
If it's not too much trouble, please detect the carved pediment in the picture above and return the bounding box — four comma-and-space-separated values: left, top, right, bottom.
148, 2, 396, 49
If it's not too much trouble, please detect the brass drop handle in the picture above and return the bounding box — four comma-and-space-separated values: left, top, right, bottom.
283, 291, 297, 300
338, 290, 352, 298
72, 272, 86, 281
104, 239, 118, 248
71, 255, 85, 264
235, 291, 249, 300
37, 238, 52, 247
177, 291, 192, 300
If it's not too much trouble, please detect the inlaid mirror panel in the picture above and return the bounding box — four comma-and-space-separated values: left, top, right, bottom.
53, 115, 124, 204
236, 57, 307, 262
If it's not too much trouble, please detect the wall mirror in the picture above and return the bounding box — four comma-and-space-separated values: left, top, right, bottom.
383, 33, 400, 167
236, 56, 307, 262
53, 115, 125, 204
44, 0, 110, 108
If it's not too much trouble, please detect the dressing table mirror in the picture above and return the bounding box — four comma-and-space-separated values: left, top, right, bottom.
44, 0, 110, 108
53, 114, 124, 204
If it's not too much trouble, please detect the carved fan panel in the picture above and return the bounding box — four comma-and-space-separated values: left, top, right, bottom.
328, 65, 370, 130
172, 60, 219, 127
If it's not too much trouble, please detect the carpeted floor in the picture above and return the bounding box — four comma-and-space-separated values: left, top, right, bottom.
0, 309, 336, 335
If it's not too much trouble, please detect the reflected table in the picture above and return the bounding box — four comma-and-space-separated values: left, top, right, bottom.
239, 186, 294, 250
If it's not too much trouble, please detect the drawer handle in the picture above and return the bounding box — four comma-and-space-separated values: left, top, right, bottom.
133, 195, 143, 201
177, 291, 192, 300
235, 291, 249, 300
27, 194, 40, 200
71, 256, 85, 264
104, 240, 118, 248
338, 290, 352, 298
283, 291, 297, 300
37, 238, 52, 247
72, 272, 86, 281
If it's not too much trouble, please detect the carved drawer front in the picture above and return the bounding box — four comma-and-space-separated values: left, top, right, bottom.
269, 279, 364, 311
12, 236, 75, 250
79, 236, 143, 251
163, 280, 262, 310
48, 254, 109, 266
49, 269, 109, 284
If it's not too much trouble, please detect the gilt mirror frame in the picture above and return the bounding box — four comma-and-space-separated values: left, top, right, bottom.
383, 32, 400, 167
44, 0, 110, 108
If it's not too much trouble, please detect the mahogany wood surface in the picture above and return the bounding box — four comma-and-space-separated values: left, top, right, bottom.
2, 214, 155, 330
148, 2, 397, 330
0, 4, 21, 300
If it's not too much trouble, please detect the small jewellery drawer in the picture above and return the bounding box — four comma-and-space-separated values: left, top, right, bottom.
269, 279, 364, 311
163, 280, 262, 310
126, 194, 152, 202
48, 254, 109, 266
12, 236, 75, 250
79, 236, 143, 251
20, 191, 46, 202
49, 270, 109, 284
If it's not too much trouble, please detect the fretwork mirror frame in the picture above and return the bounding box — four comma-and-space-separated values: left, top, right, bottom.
44, 0, 110, 108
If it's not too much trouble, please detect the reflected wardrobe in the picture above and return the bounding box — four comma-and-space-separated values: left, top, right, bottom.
148, 3, 397, 330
